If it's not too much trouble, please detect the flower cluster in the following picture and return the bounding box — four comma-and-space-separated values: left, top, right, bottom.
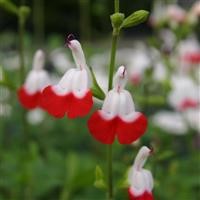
17, 35, 153, 199
17, 35, 148, 145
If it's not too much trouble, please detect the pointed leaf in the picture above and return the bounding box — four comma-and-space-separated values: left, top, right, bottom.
88, 66, 105, 100
94, 165, 106, 189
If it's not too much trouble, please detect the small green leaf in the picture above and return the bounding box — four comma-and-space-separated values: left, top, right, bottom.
121, 10, 149, 28
94, 165, 106, 189
88, 66, 105, 100
117, 168, 130, 189
0, 0, 18, 15
0, 66, 16, 90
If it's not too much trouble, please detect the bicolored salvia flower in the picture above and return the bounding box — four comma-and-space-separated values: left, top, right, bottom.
128, 146, 154, 200
41, 35, 93, 119
17, 50, 50, 109
88, 66, 147, 144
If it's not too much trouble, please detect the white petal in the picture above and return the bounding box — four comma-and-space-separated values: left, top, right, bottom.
68, 40, 87, 69
37, 71, 50, 91
143, 169, 154, 192
24, 71, 40, 94
134, 146, 151, 170
55, 68, 76, 95
118, 90, 135, 119
113, 66, 128, 92
27, 108, 45, 125
72, 69, 88, 98
24, 70, 50, 94
101, 90, 120, 120
130, 170, 147, 196
32, 50, 45, 71
184, 107, 200, 132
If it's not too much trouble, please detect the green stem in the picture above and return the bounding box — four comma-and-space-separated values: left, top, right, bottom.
18, 12, 28, 144
33, 0, 45, 48
107, 1, 120, 200
114, 0, 119, 13
107, 145, 113, 200
108, 34, 118, 91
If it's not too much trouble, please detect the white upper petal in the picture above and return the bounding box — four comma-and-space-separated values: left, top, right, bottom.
68, 40, 87, 69
72, 68, 88, 98
101, 90, 120, 120
133, 146, 151, 170
32, 50, 45, 71
129, 169, 153, 196
101, 88, 137, 121
55, 68, 76, 95
24, 70, 50, 94
118, 90, 136, 121
113, 66, 128, 92
55, 68, 89, 97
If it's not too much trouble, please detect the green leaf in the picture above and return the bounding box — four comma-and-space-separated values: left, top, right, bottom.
121, 10, 149, 29
0, 66, 16, 90
117, 168, 130, 189
94, 165, 106, 189
0, 0, 18, 15
88, 66, 105, 100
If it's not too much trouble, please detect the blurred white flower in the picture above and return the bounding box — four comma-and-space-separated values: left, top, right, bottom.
159, 29, 176, 53
149, 0, 166, 26
50, 48, 75, 73
89, 51, 109, 70
176, 37, 200, 71
2, 51, 20, 70
153, 61, 167, 82
0, 87, 10, 101
168, 75, 200, 111
166, 4, 186, 25
152, 111, 188, 135
27, 108, 45, 125
128, 49, 151, 85
0, 103, 12, 117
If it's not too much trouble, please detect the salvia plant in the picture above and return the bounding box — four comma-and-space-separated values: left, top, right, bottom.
0, 0, 157, 199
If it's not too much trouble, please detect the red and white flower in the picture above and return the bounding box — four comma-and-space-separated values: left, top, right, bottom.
41, 35, 93, 118
88, 66, 147, 144
17, 50, 50, 109
128, 146, 154, 200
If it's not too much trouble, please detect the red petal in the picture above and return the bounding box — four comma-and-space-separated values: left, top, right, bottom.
66, 90, 93, 119
17, 86, 41, 109
179, 98, 198, 110
87, 111, 117, 144
128, 189, 154, 200
117, 113, 148, 144
40, 86, 69, 118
